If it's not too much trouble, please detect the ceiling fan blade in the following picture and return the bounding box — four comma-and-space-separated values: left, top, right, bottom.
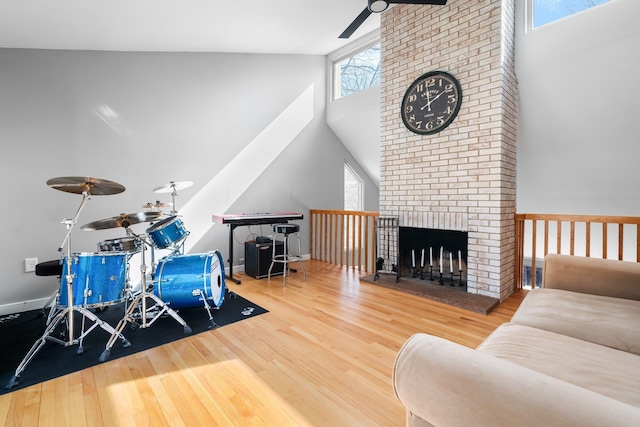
389, 1, 448, 5
339, 7, 373, 39
339, 1, 448, 39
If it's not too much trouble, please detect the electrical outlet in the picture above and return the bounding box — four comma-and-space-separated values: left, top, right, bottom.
25, 258, 38, 273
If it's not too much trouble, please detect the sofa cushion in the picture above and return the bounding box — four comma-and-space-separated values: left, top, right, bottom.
543, 254, 640, 300
511, 288, 640, 354
478, 323, 640, 408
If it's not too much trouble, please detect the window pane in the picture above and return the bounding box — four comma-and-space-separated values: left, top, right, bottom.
344, 163, 363, 211
534, 0, 611, 28
336, 44, 381, 99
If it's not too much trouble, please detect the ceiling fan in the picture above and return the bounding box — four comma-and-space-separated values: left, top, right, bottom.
339, 0, 448, 39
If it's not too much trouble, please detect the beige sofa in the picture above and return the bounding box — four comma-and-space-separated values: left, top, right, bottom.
393, 254, 640, 427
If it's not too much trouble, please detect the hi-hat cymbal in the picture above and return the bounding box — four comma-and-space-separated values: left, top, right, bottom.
142, 201, 173, 209
81, 211, 163, 231
153, 180, 193, 194
47, 176, 125, 196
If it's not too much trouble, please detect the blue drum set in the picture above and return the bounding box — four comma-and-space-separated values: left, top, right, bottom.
6, 178, 227, 389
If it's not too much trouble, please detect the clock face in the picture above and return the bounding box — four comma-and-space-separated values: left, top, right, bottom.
401, 71, 462, 135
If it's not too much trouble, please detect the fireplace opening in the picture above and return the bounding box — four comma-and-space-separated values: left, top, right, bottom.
399, 227, 468, 290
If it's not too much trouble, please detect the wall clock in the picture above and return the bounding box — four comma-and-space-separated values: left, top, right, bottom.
401, 71, 462, 135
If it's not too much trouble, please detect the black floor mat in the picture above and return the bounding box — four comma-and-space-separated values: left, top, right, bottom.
0, 290, 267, 395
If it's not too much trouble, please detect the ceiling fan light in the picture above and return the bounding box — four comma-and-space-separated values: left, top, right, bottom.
368, 0, 389, 13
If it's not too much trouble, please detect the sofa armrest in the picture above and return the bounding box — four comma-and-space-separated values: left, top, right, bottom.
543, 254, 640, 300
393, 333, 640, 427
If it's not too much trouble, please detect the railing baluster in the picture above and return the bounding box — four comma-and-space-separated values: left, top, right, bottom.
357, 215, 362, 270
543, 220, 549, 257
603, 224, 608, 259
618, 224, 624, 260
637, 225, 640, 263
331, 214, 337, 264
586, 222, 591, 257
531, 220, 537, 288
310, 212, 315, 260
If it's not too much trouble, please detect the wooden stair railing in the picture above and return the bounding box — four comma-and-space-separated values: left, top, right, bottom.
310, 211, 640, 287
310, 210, 379, 273
515, 214, 640, 290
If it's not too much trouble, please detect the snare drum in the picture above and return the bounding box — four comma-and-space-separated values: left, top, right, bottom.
59, 252, 127, 307
154, 251, 225, 310
97, 236, 141, 253
146, 216, 188, 249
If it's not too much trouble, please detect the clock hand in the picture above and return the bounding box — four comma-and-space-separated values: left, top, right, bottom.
432, 90, 446, 102
420, 90, 446, 111
423, 87, 432, 112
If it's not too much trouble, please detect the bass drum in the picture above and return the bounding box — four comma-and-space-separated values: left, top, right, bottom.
154, 251, 226, 310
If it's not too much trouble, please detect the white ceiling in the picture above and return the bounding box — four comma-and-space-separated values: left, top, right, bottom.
0, 0, 380, 55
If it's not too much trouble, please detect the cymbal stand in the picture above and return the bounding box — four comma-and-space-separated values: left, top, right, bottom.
99, 229, 192, 363
5, 191, 131, 389
168, 182, 179, 215
56, 190, 91, 343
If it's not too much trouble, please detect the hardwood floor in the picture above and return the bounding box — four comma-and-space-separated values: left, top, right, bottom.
0, 260, 525, 426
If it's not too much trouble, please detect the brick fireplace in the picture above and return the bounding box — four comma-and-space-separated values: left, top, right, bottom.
379, 0, 517, 301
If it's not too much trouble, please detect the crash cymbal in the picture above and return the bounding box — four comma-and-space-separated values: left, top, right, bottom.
143, 201, 173, 209
47, 176, 125, 196
81, 211, 163, 231
153, 180, 193, 194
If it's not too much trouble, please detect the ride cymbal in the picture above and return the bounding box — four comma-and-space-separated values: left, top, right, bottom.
153, 180, 193, 194
47, 176, 125, 195
81, 211, 163, 231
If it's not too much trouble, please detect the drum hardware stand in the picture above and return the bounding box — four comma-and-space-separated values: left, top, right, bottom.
42, 289, 60, 323
99, 229, 192, 363
169, 234, 188, 256
152, 180, 193, 216
4, 300, 132, 389
169, 184, 179, 216
6, 190, 132, 389
193, 289, 220, 329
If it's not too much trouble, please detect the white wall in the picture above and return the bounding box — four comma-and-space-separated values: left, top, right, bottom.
326, 30, 382, 189
0, 49, 376, 314
326, 86, 381, 188
515, 0, 640, 215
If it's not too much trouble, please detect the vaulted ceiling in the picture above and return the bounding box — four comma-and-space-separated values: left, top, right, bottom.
0, 0, 380, 54
0, 0, 385, 188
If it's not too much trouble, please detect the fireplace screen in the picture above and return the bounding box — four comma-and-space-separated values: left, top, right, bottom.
399, 227, 468, 289
374, 217, 399, 281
